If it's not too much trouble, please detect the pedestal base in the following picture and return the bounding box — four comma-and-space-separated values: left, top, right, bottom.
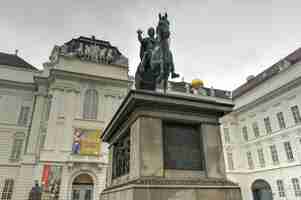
100, 177, 242, 200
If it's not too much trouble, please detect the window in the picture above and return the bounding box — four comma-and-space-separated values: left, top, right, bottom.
223, 128, 230, 143
276, 180, 286, 197
1, 179, 14, 200
284, 141, 294, 161
291, 105, 301, 124
277, 112, 286, 129
292, 178, 301, 196
247, 151, 254, 169
10, 133, 25, 161
257, 148, 265, 168
270, 145, 279, 165
264, 117, 272, 134
252, 122, 260, 138
72, 190, 80, 200
227, 152, 234, 170
17, 106, 30, 126
83, 89, 98, 120
242, 126, 248, 141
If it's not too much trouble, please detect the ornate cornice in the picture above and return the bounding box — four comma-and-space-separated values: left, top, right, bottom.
50, 69, 131, 87
48, 79, 81, 93
0, 79, 36, 91
104, 177, 239, 192
235, 76, 301, 114
102, 90, 234, 142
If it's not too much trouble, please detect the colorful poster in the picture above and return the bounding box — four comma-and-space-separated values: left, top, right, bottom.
41, 165, 62, 200
72, 128, 101, 156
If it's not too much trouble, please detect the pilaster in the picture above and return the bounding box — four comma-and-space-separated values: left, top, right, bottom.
26, 92, 47, 156
202, 122, 226, 179
61, 89, 78, 152
138, 117, 163, 177
130, 119, 140, 180
44, 89, 61, 150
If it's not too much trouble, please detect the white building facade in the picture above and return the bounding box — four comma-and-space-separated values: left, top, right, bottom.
221, 48, 301, 200
0, 36, 131, 200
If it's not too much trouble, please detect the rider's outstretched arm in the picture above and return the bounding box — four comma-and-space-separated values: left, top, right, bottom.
137, 30, 143, 43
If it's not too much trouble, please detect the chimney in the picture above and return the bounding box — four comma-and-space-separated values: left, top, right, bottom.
15, 49, 18, 56
246, 75, 255, 82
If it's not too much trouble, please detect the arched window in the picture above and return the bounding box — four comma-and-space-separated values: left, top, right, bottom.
83, 89, 98, 120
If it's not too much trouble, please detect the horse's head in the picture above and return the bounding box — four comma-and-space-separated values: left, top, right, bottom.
156, 12, 170, 41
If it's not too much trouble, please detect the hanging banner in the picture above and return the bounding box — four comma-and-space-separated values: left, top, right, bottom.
41, 165, 62, 200
72, 128, 101, 156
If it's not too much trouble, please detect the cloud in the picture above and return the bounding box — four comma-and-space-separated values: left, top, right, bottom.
1, 0, 301, 90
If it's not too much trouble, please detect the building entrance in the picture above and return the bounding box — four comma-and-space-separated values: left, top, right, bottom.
72, 174, 94, 200
252, 179, 273, 200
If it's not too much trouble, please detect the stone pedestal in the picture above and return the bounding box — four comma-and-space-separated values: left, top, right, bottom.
100, 90, 242, 200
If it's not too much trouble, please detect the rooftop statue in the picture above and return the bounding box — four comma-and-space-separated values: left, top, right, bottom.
135, 13, 179, 93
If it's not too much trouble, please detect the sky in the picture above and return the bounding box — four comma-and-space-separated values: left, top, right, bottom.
1, 0, 301, 91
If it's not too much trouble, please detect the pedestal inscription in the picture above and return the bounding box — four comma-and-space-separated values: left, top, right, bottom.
163, 122, 204, 171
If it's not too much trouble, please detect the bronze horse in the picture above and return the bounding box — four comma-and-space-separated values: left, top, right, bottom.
135, 13, 179, 93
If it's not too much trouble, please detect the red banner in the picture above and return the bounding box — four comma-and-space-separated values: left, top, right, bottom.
41, 165, 50, 186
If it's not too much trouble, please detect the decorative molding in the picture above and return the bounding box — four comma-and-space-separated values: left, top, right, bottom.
235, 76, 301, 114
259, 108, 268, 113
248, 113, 256, 118
281, 134, 289, 139
0, 79, 36, 91
286, 94, 297, 101
50, 81, 80, 93
104, 177, 239, 192
272, 102, 281, 108
34, 91, 48, 97
67, 162, 74, 171
255, 142, 262, 147
103, 90, 233, 142
54, 36, 128, 67
50, 69, 131, 87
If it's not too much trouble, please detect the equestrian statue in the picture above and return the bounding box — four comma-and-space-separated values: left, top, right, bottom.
135, 13, 180, 93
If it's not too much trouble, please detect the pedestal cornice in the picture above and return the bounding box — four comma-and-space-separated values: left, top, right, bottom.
102, 89, 234, 143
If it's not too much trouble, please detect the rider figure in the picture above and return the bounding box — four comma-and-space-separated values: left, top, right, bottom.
137, 27, 156, 72
137, 25, 179, 80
